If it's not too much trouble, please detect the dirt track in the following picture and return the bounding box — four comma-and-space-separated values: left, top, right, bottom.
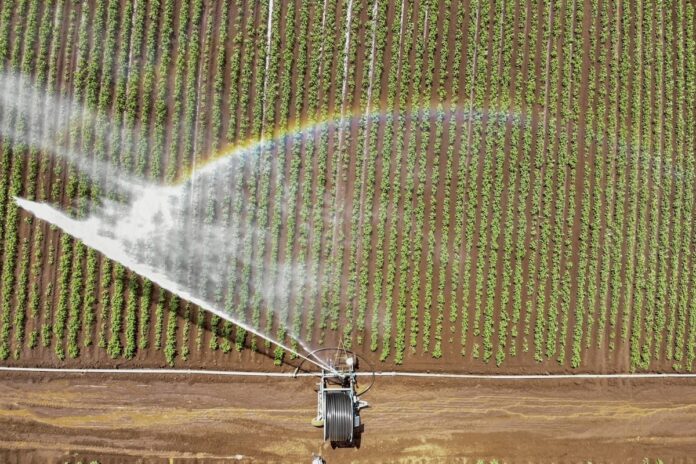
1, 372, 695, 463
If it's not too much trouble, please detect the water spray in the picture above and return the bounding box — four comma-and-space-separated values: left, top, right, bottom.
14, 196, 334, 373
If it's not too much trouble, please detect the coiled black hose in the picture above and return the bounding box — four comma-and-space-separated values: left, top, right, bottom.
324, 391, 354, 442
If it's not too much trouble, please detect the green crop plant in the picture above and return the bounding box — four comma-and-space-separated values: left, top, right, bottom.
109, 0, 134, 173
226, 167, 246, 351
67, 242, 85, 358
393, 0, 417, 364
138, 280, 152, 350
496, 0, 524, 365
52, 234, 73, 359
93, 0, 120, 186
150, 0, 174, 180
208, 314, 220, 352
664, 5, 683, 363
12, 237, 30, 357
106, 264, 125, 358
639, 3, 667, 369
180, 0, 205, 174
576, 0, 605, 362
82, 242, 98, 345
528, 0, 552, 362
165, 0, 191, 182
288, 1, 312, 346
0, 0, 14, 64
229, 0, 252, 141
624, 5, 647, 365
154, 291, 165, 350
135, 0, 161, 177
673, 1, 695, 368
356, 0, 388, 351
468, 0, 491, 349
40, 283, 53, 348
377, 0, 406, 361
268, 0, 295, 358
250, 0, 270, 139
0, 0, 32, 361
316, 2, 339, 337
165, 296, 178, 365
210, 0, 229, 151
617, 0, 643, 351
446, 2, 466, 342
181, 303, 190, 361
28, 229, 43, 330
97, 260, 112, 349
293, 3, 313, 342
646, 5, 680, 365
124, 278, 138, 359
592, 0, 617, 352
404, 3, 429, 354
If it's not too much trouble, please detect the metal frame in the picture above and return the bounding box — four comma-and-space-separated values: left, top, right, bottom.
313, 355, 368, 445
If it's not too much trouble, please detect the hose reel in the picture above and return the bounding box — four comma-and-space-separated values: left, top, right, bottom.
323, 390, 355, 442
300, 347, 373, 446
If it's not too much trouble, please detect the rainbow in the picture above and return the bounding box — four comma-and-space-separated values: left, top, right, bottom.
179, 104, 522, 185
178, 102, 692, 188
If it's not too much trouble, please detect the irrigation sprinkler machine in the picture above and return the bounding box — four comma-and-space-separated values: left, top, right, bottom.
296, 347, 374, 462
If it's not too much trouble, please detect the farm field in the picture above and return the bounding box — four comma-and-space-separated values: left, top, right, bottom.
0, 0, 694, 375
0, 372, 693, 462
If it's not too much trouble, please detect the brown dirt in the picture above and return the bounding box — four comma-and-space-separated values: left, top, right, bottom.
1, 372, 696, 463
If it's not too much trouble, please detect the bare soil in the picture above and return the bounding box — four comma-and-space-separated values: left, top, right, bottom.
1, 372, 695, 463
